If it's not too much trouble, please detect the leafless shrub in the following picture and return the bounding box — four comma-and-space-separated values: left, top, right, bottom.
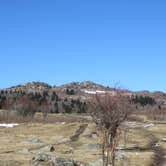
88, 91, 132, 166
133, 104, 166, 121
127, 114, 145, 122
13, 96, 39, 119
0, 110, 33, 123
147, 106, 166, 121
40, 101, 52, 121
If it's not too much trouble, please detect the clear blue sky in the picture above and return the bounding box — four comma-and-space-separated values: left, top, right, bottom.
0, 0, 166, 91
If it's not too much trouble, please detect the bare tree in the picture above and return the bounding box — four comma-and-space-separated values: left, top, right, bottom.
88, 91, 132, 166
14, 96, 38, 119
40, 101, 51, 121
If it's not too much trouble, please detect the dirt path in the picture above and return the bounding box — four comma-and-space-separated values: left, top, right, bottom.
120, 122, 166, 166
70, 124, 88, 141
147, 133, 165, 166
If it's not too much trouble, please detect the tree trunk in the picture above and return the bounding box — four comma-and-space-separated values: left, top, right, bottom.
102, 131, 107, 166
110, 136, 116, 166
102, 131, 116, 166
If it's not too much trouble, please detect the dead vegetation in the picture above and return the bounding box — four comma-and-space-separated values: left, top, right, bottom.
0, 95, 166, 166
0, 110, 90, 123
88, 92, 132, 166
0, 113, 166, 166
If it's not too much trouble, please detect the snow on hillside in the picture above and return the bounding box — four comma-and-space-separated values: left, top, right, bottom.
0, 123, 19, 128
83, 90, 118, 96
84, 90, 106, 94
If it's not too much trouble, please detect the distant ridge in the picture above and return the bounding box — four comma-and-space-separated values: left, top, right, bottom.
2, 81, 166, 97
0, 81, 166, 113
58, 81, 108, 90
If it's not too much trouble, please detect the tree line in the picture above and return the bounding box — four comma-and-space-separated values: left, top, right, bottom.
0, 90, 86, 119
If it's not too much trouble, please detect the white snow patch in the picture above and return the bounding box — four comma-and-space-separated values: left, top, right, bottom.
96, 90, 106, 94
144, 123, 154, 128
0, 123, 19, 128
84, 90, 106, 94
84, 90, 96, 94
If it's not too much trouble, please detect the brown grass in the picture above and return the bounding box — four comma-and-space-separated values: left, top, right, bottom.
0, 111, 166, 165
0, 110, 90, 123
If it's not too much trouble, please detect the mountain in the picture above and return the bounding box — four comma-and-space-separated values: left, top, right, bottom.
58, 81, 108, 90
6, 82, 52, 92
0, 81, 166, 114
1, 81, 166, 100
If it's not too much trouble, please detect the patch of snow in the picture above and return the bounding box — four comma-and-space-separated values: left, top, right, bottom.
0, 123, 19, 128
161, 138, 166, 142
96, 90, 106, 94
144, 123, 154, 128
84, 90, 106, 94
83, 89, 118, 96
84, 90, 96, 94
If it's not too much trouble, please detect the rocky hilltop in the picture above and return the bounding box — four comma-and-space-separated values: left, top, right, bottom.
0, 81, 166, 114
58, 81, 107, 90
6, 82, 52, 92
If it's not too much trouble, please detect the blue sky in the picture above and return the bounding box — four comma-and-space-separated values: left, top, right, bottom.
0, 0, 166, 91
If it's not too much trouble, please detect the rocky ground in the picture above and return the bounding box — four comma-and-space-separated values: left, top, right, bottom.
0, 114, 166, 166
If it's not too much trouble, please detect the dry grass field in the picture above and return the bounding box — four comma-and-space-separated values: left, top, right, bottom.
0, 113, 166, 166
